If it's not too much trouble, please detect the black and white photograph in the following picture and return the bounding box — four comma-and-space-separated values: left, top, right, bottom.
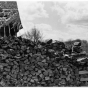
0, 0, 88, 87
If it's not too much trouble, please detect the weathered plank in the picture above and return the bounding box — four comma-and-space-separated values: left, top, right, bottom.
80, 78, 88, 81
79, 70, 88, 82
79, 71, 88, 75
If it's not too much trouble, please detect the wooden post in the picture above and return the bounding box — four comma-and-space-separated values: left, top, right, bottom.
13, 22, 17, 37
8, 25, 11, 36
4, 26, 6, 37
13, 25, 15, 35
17, 22, 19, 32
15, 23, 19, 37
13, 24, 16, 36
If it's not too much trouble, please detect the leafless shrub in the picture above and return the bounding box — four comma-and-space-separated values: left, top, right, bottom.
23, 27, 43, 44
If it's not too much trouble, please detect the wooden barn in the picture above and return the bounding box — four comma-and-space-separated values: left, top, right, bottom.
0, 1, 22, 37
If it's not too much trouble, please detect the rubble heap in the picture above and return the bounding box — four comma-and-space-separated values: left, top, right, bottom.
0, 37, 81, 86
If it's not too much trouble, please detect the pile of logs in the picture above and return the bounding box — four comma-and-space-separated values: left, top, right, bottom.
0, 37, 81, 87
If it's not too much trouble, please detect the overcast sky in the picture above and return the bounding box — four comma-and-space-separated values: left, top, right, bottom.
17, 1, 88, 41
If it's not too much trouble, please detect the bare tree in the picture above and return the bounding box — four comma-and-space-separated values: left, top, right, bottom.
23, 27, 42, 44
31, 27, 42, 44
24, 31, 32, 40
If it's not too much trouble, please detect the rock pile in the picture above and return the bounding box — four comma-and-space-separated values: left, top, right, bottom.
0, 37, 80, 86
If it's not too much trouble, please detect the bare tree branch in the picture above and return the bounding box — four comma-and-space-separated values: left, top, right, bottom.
22, 27, 42, 44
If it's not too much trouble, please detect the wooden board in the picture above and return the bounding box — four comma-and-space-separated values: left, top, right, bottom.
80, 78, 88, 82
79, 71, 88, 75
79, 70, 88, 81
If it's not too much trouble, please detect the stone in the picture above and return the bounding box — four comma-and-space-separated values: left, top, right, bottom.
38, 62, 43, 67
43, 71, 48, 76
6, 75, 11, 79
30, 79, 35, 83
45, 77, 50, 80
42, 59, 46, 63
39, 74, 44, 78
23, 76, 27, 81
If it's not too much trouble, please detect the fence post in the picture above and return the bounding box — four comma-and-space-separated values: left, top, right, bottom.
8, 25, 11, 36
